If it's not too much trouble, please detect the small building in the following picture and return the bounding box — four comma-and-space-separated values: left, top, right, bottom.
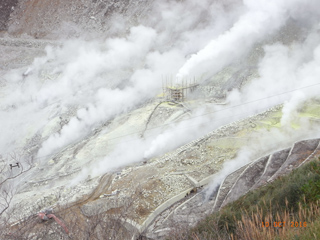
165, 83, 198, 102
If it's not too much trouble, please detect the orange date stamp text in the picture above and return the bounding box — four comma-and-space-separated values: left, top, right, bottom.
261, 221, 307, 228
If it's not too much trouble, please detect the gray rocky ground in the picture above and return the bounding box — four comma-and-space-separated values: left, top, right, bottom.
1, 1, 320, 239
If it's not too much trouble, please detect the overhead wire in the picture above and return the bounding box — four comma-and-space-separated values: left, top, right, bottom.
18, 81, 320, 161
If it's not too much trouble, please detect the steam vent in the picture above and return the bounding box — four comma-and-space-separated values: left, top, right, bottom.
1, 0, 320, 239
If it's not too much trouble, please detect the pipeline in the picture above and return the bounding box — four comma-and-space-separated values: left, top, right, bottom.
38, 209, 69, 234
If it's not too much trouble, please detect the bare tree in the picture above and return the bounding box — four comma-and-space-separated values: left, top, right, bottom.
0, 151, 34, 236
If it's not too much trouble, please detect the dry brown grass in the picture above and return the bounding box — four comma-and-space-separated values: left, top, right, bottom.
169, 157, 320, 240
233, 199, 320, 240
170, 199, 320, 240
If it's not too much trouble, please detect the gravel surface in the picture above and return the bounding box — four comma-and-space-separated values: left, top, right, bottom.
0, 0, 18, 31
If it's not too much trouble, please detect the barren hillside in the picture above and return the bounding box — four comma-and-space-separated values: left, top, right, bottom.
1, 1, 320, 239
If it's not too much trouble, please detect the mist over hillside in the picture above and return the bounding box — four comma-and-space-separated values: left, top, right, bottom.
1, 0, 320, 166
1, 0, 320, 239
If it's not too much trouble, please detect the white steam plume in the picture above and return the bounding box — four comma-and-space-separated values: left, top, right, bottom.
176, 0, 317, 82
205, 16, 320, 197
2, 0, 320, 190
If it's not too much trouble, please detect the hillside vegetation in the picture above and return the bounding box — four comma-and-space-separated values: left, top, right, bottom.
169, 157, 320, 240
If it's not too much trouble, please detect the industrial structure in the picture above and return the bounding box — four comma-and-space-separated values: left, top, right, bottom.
162, 78, 198, 102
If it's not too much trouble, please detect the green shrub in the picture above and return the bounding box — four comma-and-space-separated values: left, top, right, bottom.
172, 157, 320, 240
301, 161, 320, 204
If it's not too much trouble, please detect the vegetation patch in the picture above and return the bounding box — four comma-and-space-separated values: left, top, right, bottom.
168, 157, 320, 240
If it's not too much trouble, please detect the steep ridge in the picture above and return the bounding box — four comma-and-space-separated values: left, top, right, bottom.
269, 139, 320, 181
144, 138, 320, 239
212, 164, 248, 212
219, 156, 269, 209
251, 148, 290, 189
218, 139, 320, 211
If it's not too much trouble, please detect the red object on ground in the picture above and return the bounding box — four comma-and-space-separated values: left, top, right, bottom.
37, 212, 69, 234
